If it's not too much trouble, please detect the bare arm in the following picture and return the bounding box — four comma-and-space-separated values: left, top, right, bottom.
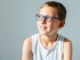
63, 38, 73, 60
22, 37, 32, 60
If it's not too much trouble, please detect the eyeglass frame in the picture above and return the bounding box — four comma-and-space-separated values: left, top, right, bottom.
36, 14, 60, 22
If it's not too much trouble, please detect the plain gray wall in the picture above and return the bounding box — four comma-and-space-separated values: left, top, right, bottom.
0, 0, 80, 60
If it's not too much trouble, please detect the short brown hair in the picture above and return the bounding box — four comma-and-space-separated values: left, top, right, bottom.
40, 1, 67, 20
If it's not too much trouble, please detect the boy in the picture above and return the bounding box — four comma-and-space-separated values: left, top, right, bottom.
22, 1, 72, 60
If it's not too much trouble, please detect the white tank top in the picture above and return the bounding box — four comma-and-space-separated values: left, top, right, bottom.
31, 33, 64, 60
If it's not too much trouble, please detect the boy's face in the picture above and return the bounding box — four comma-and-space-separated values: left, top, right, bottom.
37, 6, 65, 35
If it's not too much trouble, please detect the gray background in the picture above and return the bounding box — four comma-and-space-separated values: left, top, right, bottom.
0, 0, 80, 60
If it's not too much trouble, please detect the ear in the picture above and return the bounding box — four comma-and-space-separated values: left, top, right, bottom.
59, 20, 65, 29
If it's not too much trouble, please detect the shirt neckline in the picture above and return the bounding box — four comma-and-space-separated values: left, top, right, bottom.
38, 33, 59, 52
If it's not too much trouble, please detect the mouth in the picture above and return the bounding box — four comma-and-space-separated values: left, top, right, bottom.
40, 26, 47, 30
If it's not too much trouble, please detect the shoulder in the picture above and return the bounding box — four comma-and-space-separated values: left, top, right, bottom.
63, 37, 73, 53
23, 33, 38, 48
22, 36, 32, 60
23, 36, 32, 51
64, 37, 72, 47
63, 37, 73, 60
24, 36, 32, 44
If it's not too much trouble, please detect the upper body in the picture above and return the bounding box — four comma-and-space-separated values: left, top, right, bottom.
22, 1, 73, 60
22, 34, 72, 60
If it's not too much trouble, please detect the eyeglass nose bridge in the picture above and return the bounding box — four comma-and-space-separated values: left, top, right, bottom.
42, 16, 47, 21
41, 16, 47, 24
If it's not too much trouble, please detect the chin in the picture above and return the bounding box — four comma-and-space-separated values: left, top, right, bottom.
39, 31, 50, 36
39, 31, 47, 35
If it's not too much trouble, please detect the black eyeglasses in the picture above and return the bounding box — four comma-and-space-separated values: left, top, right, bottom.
36, 14, 60, 22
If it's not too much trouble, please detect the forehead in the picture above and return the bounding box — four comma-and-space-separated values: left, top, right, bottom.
40, 6, 58, 16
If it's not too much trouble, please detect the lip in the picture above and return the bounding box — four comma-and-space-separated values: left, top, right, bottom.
40, 26, 47, 30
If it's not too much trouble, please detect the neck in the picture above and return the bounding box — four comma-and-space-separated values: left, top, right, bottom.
39, 33, 58, 44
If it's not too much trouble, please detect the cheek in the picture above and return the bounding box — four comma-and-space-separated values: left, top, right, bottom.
47, 23, 53, 30
37, 22, 40, 29
47, 22, 59, 30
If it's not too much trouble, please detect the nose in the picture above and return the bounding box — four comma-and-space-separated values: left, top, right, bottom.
41, 17, 46, 24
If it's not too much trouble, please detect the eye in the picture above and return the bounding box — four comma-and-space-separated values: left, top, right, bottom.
47, 16, 52, 19
46, 16, 55, 22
